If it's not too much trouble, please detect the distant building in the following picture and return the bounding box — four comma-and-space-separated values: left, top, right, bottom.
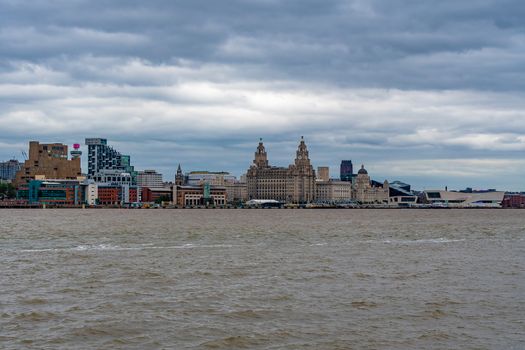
84, 138, 138, 203
387, 180, 419, 207
172, 165, 227, 206
141, 187, 172, 203
422, 190, 505, 208
186, 171, 236, 186
14, 142, 82, 187
17, 179, 88, 206
315, 180, 353, 203
340, 160, 354, 181
502, 193, 525, 208
224, 181, 248, 203
246, 137, 316, 203
353, 165, 389, 204
173, 185, 226, 206
137, 170, 163, 188
317, 167, 329, 182
0, 159, 21, 182
85, 138, 137, 185
175, 164, 184, 186
96, 184, 138, 205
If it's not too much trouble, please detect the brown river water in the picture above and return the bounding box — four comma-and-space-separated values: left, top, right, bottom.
0, 209, 524, 349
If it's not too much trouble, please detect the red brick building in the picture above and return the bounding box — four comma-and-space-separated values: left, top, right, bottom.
141, 187, 172, 203
502, 193, 525, 208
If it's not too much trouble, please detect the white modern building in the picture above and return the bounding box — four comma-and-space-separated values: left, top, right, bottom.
422, 190, 505, 208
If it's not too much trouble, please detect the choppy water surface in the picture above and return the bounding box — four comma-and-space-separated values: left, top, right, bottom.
1, 209, 524, 349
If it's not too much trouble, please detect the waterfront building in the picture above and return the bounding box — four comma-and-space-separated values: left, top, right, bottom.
315, 180, 353, 203
0, 159, 21, 182
340, 160, 354, 181
17, 179, 88, 206
224, 181, 248, 203
96, 184, 138, 205
186, 171, 236, 186
141, 187, 173, 203
422, 190, 505, 208
387, 180, 419, 207
172, 164, 227, 206
137, 170, 164, 188
502, 193, 525, 208
246, 137, 316, 203
173, 185, 226, 206
353, 165, 389, 204
317, 167, 329, 182
14, 142, 82, 187
85, 138, 137, 185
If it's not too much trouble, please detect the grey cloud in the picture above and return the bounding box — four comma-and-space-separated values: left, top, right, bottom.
0, 0, 524, 89
0, 0, 524, 190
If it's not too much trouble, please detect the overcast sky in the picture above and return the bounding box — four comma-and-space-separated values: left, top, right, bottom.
1, 0, 524, 190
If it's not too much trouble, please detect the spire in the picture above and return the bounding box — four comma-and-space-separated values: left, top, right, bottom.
175, 164, 183, 185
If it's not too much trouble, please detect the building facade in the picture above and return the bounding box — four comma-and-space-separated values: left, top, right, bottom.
0, 159, 21, 181
353, 165, 389, 204
246, 137, 316, 203
224, 181, 248, 203
17, 179, 87, 206
96, 184, 138, 205
85, 138, 137, 185
186, 171, 236, 186
340, 160, 354, 181
141, 187, 172, 203
502, 193, 525, 208
137, 170, 164, 188
14, 142, 82, 187
173, 185, 226, 206
315, 180, 353, 203
317, 166, 329, 182
422, 190, 505, 208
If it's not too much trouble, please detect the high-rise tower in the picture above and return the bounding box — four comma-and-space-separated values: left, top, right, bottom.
85, 138, 136, 185
340, 160, 354, 181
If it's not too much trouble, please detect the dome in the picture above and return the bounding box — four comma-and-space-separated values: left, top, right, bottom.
358, 165, 368, 175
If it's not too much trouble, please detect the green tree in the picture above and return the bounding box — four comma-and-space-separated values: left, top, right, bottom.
0, 183, 16, 199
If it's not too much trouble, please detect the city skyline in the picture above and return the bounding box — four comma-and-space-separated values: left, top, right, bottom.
0, 1, 524, 191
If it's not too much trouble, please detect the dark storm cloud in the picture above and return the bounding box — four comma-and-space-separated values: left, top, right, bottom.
1, 0, 524, 89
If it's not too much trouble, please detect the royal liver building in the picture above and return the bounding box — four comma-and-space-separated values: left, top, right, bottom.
247, 137, 316, 203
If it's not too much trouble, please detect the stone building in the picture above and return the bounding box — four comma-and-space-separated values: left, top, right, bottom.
172, 164, 227, 206
315, 180, 353, 203
317, 166, 329, 182
173, 185, 227, 206
14, 141, 82, 187
246, 137, 316, 203
353, 165, 389, 204
224, 181, 248, 203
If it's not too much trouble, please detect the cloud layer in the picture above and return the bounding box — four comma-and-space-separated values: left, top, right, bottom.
0, 0, 524, 190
